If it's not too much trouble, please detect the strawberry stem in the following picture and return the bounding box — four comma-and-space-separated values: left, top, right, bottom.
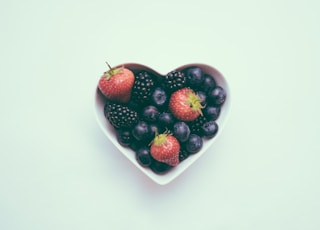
153, 133, 169, 146
105, 61, 113, 70
186, 91, 204, 116
103, 62, 122, 80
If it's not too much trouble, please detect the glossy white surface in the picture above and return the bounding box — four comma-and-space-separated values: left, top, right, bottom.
1, 0, 320, 229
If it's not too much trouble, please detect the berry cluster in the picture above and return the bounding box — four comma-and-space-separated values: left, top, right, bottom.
98, 65, 226, 175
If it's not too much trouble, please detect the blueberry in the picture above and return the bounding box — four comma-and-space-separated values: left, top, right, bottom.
142, 105, 159, 122
150, 161, 172, 174
203, 106, 221, 121
136, 146, 153, 167
116, 129, 132, 147
196, 91, 207, 106
129, 140, 144, 152
201, 121, 218, 138
149, 123, 164, 138
207, 86, 226, 106
158, 112, 175, 129
132, 121, 153, 142
151, 87, 168, 109
173, 122, 190, 142
202, 74, 216, 92
184, 134, 203, 154
184, 66, 204, 89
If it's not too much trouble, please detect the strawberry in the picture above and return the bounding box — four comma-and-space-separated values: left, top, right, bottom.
98, 63, 134, 103
169, 87, 204, 121
150, 133, 180, 166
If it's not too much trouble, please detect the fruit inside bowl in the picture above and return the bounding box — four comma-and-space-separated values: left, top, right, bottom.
94, 63, 231, 185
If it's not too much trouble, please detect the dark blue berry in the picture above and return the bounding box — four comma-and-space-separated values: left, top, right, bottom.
203, 106, 221, 121
151, 87, 168, 109
129, 140, 144, 151
207, 86, 226, 106
158, 112, 175, 129
184, 134, 203, 154
150, 161, 172, 174
142, 105, 159, 122
132, 121, 153, 143
202, 74, 216, 92
201, 121, 218, 138
184, 67, 204, 89
196, 91, 207, 106
149, 123, 164, 138
136, 146, 153, 167
173, 122, 190, 142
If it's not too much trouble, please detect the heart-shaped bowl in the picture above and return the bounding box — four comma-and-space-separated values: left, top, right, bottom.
94, 63, 231, 185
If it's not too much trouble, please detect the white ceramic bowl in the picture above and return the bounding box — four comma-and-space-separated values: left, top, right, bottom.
94, 63, 231, 185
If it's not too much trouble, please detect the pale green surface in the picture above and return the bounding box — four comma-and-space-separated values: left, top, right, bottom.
1, 0, 319, 229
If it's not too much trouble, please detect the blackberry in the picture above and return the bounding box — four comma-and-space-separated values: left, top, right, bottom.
116, 129, 133, 147
131, 71, 155, 105
163, 70, 186, 92
104, 102, 139, 129
179, 148, 190, 162
188, 115, 207, 136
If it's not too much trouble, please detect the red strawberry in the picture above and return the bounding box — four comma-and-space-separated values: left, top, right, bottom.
98, 63, 134, 103
169, 87, 204, 121
150, 133, 180, 166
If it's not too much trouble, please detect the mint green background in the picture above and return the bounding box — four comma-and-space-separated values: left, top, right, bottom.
1, 0, 319, 229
